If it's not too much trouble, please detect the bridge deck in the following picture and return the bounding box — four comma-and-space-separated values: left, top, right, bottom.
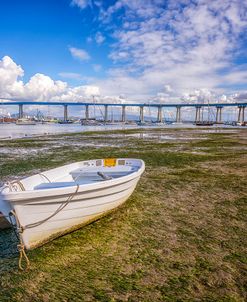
0, 101, 246, 107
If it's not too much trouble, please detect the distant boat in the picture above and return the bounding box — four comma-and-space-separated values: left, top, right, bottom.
81, 118, 103, 126
16, 118, 36, 125
125, 120, 136, 125
195, 99, 214, 126
195, 121, 214, 126
0, 158, 145, 250
41, 119, 58, 124
172, 122, 183, 125
0, 117, 16, 123
136, 121, 147, 126
58, 120, 73, 124
225, 121, 237, 126
237, 122, 247, 126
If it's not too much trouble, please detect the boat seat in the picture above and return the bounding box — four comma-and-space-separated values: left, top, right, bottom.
34, 168, 139, 190
71, 170, 136, 179
34, 179, 103, 190
70, 166, 137, 178
34, 181, 79, 190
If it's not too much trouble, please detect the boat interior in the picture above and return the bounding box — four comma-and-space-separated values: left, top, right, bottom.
2, 159, 142, 192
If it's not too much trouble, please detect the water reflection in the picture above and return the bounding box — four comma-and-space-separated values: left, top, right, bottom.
0, 123, 136, 140
0, 123, 240, 140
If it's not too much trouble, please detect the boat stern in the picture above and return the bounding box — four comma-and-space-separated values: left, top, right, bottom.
0, 190, 12, 228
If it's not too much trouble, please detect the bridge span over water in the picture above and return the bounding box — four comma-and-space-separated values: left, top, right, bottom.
0, 100, 246, 123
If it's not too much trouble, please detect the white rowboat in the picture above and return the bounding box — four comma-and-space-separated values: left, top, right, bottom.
0, 158, 145, 250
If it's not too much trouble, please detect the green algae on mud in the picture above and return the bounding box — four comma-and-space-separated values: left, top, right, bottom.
0, 127, 246, 301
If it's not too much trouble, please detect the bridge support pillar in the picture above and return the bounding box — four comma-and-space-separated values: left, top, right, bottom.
19, 104, 23, 119
219, 107, 222, 123
237, 106, 245, 123
176, 106, 181, 123
140, 107, 144, 123
195, 107, 201, 122
64, 105, 68, 121
237, 107, 241, 123
121, 106, 126, 123
104, 105, 108, 122
157, 107, 162, 123
85, 105, 89, 120
242, 106, 245, 123
216, 107, 223, 123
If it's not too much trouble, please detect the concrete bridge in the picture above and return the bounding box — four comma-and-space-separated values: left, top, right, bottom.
0, 100, 246, 123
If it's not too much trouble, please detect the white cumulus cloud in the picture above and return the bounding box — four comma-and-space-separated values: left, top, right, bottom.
0, 56, 100, 102
71, 0, 91, 10
95, 32, 105, 44
23, 74, 67, 101
0, 56, 24, 97
69, 47, 90, 61
74, 0, 247, 100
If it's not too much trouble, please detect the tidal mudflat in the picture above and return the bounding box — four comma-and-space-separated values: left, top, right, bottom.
0, 127, 246, 301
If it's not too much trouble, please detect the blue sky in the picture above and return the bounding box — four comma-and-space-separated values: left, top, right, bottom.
0, 0, 247, 103
0, 0, 111, 84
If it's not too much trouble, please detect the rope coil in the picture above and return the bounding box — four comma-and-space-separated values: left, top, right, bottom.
17, 244, 30, 271
1, 172, 50, 193
1, 180, 25, 193
9, 210, 30, 271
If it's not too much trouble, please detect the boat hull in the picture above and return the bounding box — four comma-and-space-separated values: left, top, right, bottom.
1, 158, 144, 249
18, 177, 139, 249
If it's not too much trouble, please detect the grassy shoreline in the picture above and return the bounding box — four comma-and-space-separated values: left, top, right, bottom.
0, 127, 246, 301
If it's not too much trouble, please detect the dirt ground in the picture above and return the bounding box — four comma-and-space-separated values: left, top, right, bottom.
0, 127, 246, 301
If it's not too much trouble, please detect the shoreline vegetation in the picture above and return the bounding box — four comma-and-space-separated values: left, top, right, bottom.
0, 127, 246, 301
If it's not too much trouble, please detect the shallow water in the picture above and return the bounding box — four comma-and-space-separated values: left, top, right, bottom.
0, 122, 241, 140
0, 123, 152, 140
